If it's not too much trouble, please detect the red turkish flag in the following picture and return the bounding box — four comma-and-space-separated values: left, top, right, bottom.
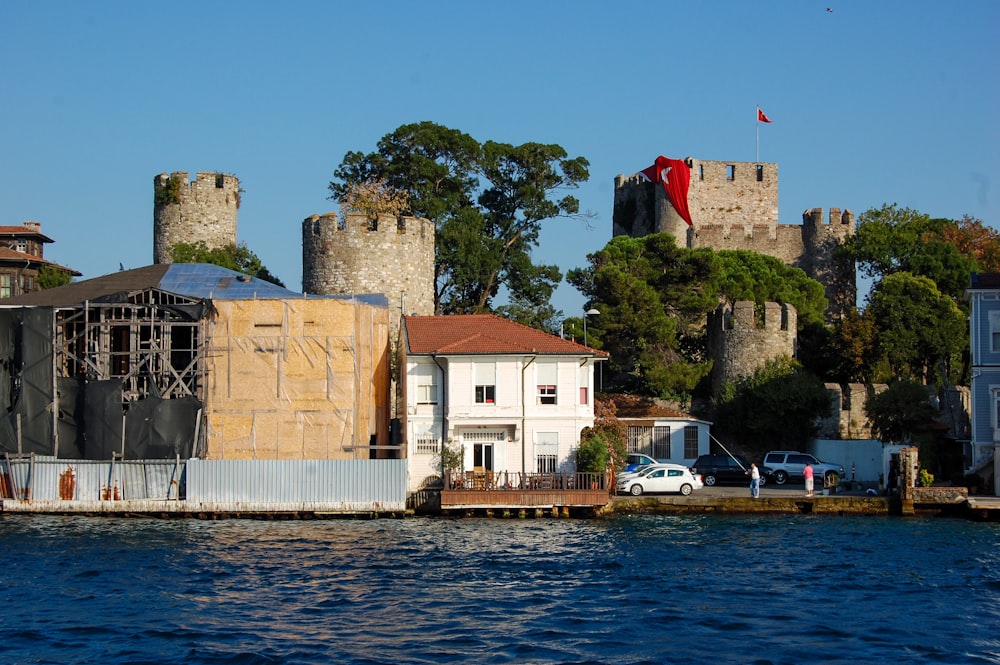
757, 107, 772, 123
638, 156, 693, 226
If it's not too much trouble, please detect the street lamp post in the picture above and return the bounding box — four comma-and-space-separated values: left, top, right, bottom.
583, 308, 600, 347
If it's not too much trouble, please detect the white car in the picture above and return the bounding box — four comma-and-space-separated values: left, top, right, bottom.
616, 464, 704, 496
615, 462, 669, 483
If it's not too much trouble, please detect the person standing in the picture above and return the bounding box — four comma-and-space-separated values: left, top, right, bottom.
803, 462, 815, 497
749, 463, 761, 498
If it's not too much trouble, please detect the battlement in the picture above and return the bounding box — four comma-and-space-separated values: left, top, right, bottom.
154, 171, 240, 197
709, 300, 797, 333
303, 212, 435, 237
153, 170, 240, 264
302, 211, 435, 336
802, 207, 855, 239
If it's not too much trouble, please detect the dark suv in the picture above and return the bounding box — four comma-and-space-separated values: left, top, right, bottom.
692, 454, 772, 487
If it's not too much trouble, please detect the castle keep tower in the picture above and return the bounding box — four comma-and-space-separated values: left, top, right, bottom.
302, 212, 436, 333
613, 158, 855, 321
153, 171, 239, 264
614, 158, 779, 239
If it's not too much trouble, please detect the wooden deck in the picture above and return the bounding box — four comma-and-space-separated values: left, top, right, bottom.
440, 471, 612, 510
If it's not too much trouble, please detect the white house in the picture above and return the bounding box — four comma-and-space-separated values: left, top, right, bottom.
607, 394, 711, 467
966, 272, 1000, 494
400, 314, 608, 492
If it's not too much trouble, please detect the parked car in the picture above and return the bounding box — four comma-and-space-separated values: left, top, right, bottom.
623, 453, 659, 473
762, 451, 845, 486
616, 462, 672, 483
692, 454, 773, 487
616, 464, 704, 496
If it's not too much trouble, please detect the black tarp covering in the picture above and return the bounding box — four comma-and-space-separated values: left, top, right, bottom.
55, 377, 84, 459
124, 394, 200, 459
0, 307, 202, 460
81, 380, 126, 459
0, 307, 56, 455
78, 381, 200, 460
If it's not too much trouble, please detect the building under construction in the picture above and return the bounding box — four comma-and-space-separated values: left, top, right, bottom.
0, 264, 403, 514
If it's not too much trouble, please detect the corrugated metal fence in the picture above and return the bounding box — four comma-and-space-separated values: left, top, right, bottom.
1, 455, 407, 514
185, 459, 406, 511
1, 455, 181, 501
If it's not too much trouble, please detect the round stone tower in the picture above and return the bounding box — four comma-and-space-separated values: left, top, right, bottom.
707, 301, 798, 396
302, 212, 436, 331
153, 171, 240, 264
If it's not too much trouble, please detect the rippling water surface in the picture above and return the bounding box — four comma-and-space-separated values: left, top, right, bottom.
3, 513, 999, 664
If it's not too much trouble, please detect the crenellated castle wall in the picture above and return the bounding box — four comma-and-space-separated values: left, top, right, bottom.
707, 301, 797, 395
613, 158, 855, 321
153, 171, 239, 264
302, 212, 436, 335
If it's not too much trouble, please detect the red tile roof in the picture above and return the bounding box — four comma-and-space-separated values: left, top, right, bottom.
403, 314, 608, 357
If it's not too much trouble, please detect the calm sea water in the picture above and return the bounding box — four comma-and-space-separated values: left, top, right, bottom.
2, 513, 999, 665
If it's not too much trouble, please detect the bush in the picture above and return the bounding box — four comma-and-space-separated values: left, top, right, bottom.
576, 433, 612, 473
918, 468, 935, 487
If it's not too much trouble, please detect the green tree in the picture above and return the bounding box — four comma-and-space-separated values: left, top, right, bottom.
844, 203, 975, 303
714, 358, 832, 453
865, 381, 938, 444
37, 265, 73, 290
567, 234, 718, 399
329, 121, 590, 316
866, 272, 966, 384
169, 241, 285, 287
827, 307, 881, 384
713, 250, 828, 327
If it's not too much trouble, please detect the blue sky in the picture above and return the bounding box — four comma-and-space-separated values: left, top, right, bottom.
1, 1, 996, 316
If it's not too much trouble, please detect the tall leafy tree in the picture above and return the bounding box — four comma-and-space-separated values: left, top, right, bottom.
866, 272, 966, 384
568, 234, 829, 400
329, 121, 590, 316
844, 202, 975, 303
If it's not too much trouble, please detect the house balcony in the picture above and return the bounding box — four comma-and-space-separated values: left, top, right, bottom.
440, 470, 612, 510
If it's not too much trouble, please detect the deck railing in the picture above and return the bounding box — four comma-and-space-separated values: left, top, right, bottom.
443, 469, 610, 492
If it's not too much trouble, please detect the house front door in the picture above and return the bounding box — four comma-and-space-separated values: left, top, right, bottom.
463, 430, 506, 488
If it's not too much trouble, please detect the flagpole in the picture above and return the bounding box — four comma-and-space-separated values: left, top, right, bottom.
755, 106, 760, 163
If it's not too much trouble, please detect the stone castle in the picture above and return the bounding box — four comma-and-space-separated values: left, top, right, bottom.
152, 164, 846, 398
613, 158, 856, 320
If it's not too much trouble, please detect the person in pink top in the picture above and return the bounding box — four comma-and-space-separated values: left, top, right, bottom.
803, 462, 814, 497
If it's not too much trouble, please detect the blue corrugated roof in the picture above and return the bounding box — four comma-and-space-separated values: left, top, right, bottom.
161, 264, 390, 306
159, 264, 300, 300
